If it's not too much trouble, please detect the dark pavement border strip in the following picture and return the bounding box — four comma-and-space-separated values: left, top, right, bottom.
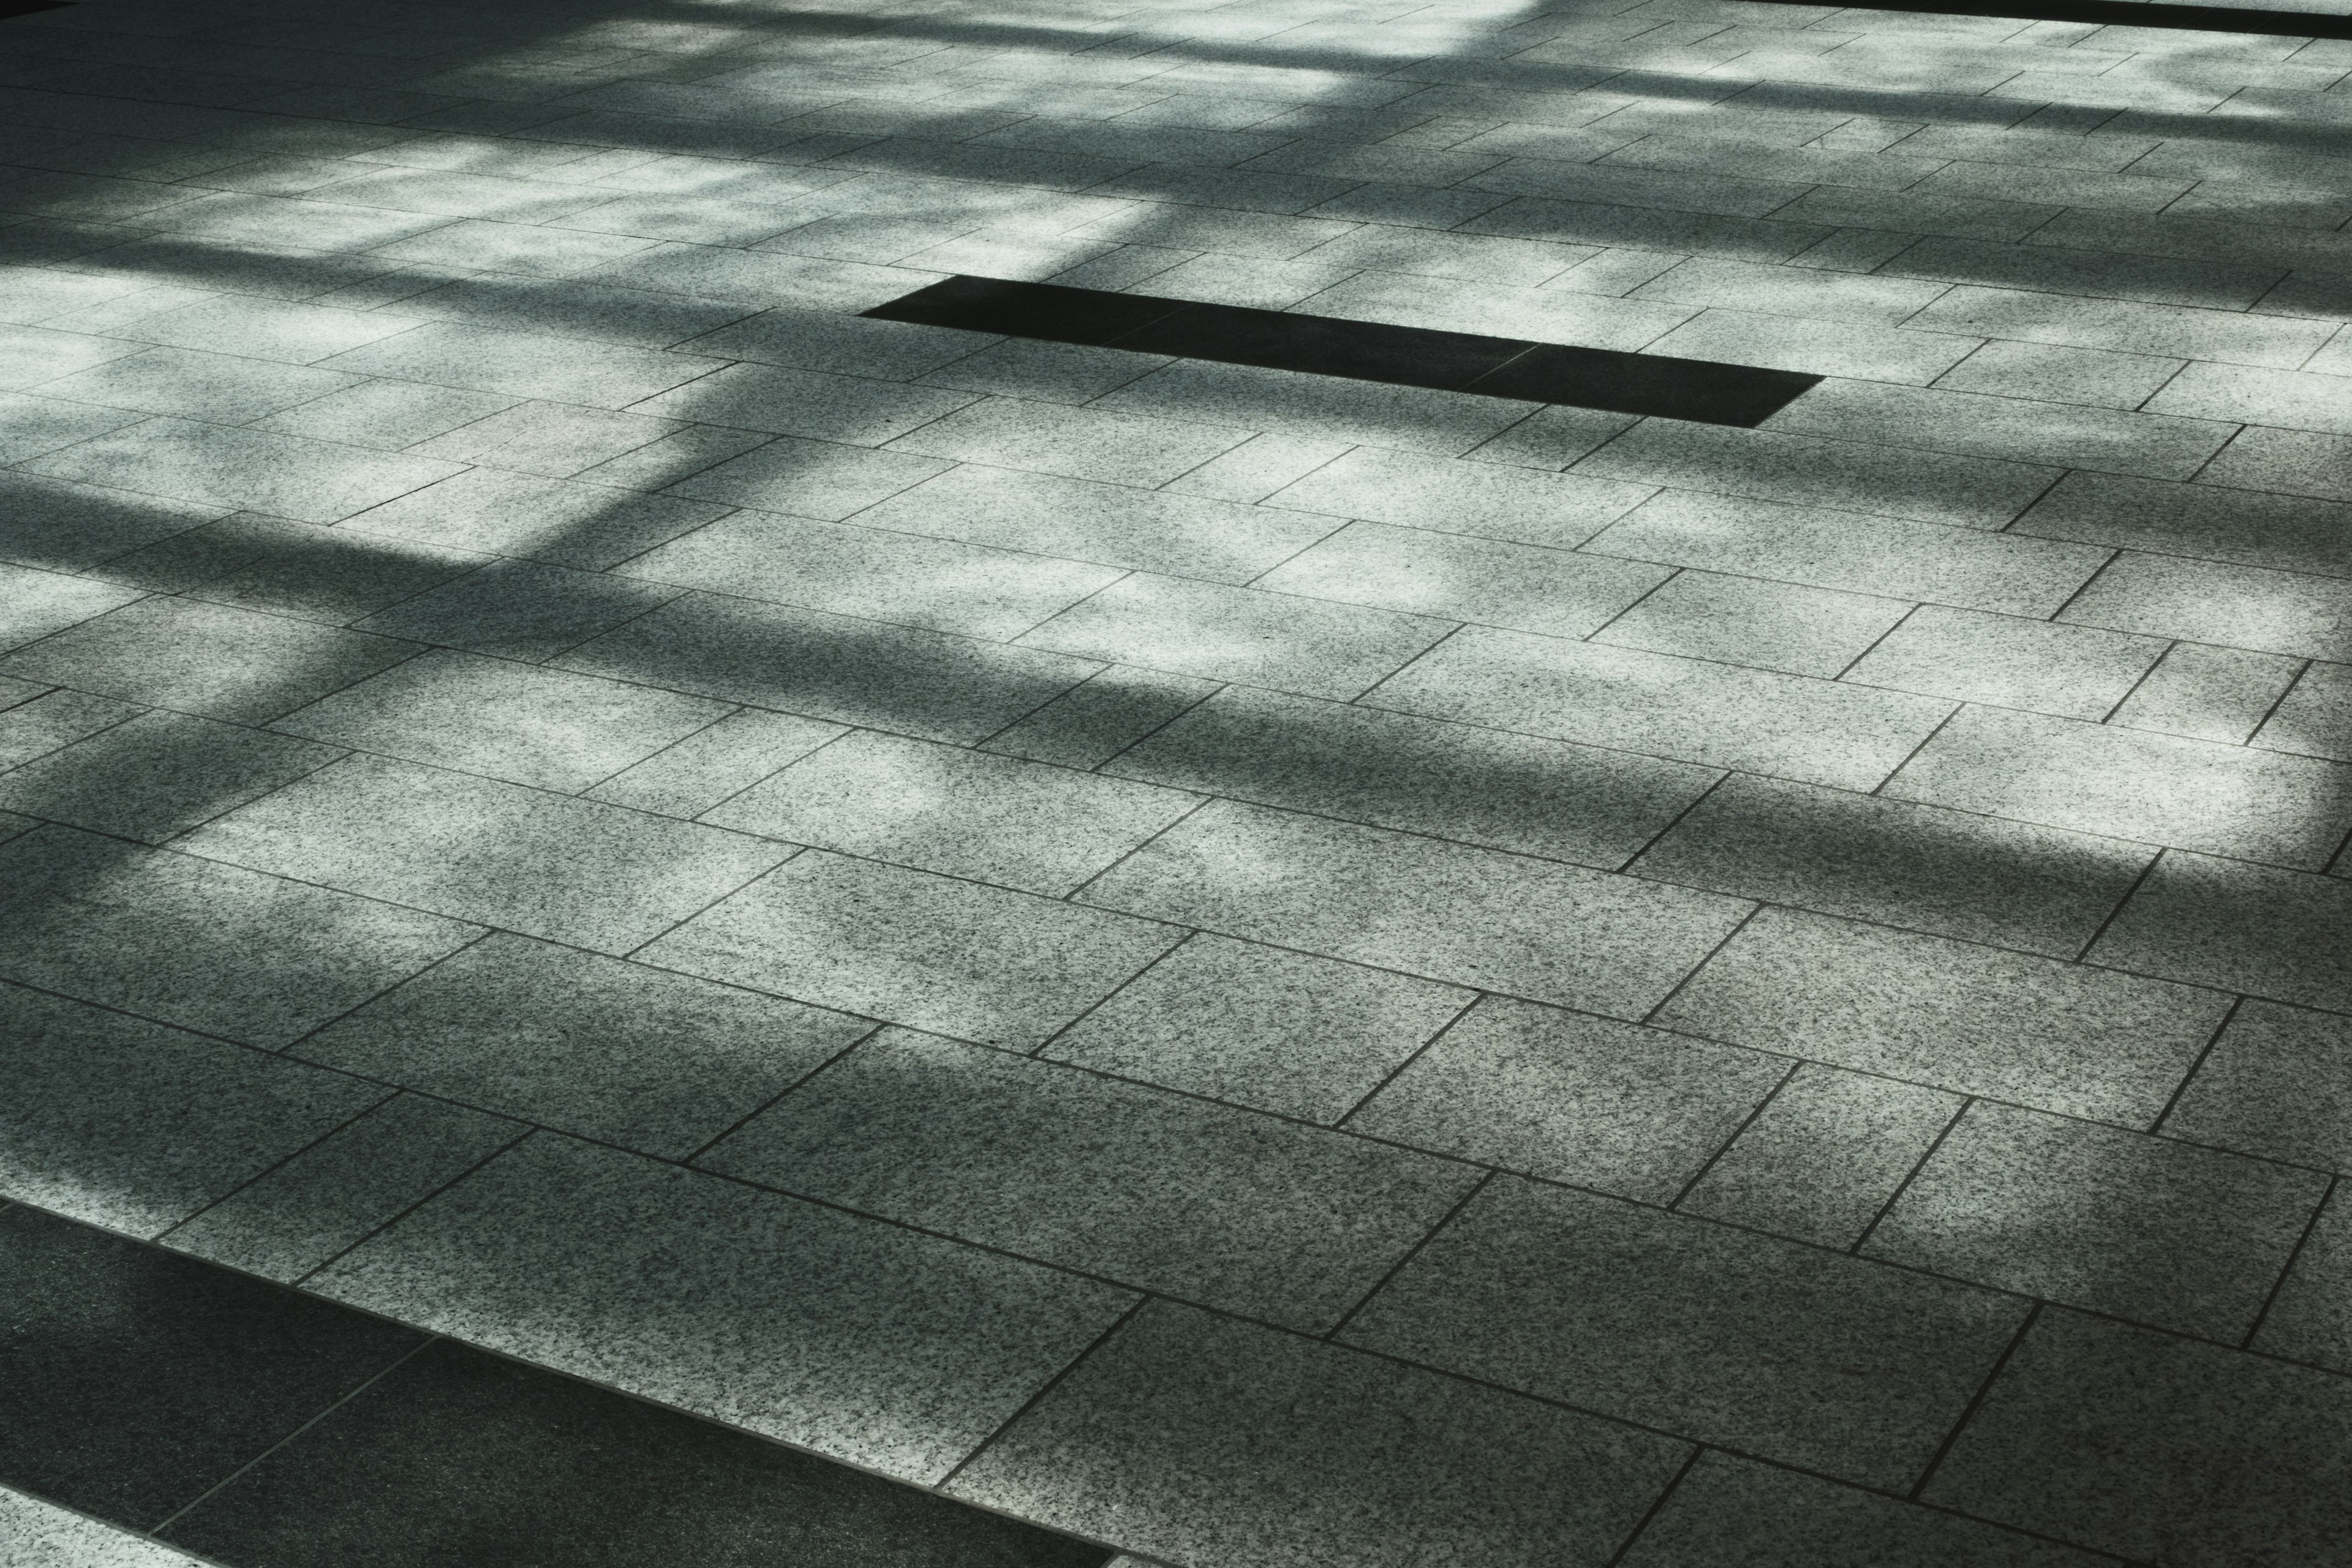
0, 1202, 1112, 1568
1755, 0, 2352, 41
865, 276, 1824, 429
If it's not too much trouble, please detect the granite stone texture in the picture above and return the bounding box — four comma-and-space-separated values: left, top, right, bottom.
6, 0, 2351, 1559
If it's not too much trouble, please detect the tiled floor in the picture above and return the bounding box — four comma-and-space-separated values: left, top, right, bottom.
4, 0, 2352, 1562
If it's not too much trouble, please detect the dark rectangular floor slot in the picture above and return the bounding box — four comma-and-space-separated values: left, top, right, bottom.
1748, 0, 2352, 40
0, 1, 75, 18
0, 1203, 1114, 1568
864, 276, 1822, 429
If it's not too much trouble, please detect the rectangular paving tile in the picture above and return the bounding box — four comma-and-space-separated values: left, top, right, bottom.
1584, 489, 2109, 617
179, 755, 787, 956
99, 515, 486, 627
1883, 704, 2352, 872
1677, 1064, 1962, 1250
885, 395, 1251, 487
2146, 361, 2352, 437
0, 1204, 423, 1530
1341, 1177, 2027, 1490
0, 688, 144, 771
1569, 420, 2060, 533
1044, 933, 1471, 1125
1591, 569, 1909, 679
1657, 907, 2232, 1126
1865, 1102, 2327, 1340
1348, 997, 1786, 1204
615, 509, 1120, 642
2090, 851, 2352, 1017
659, 435, 951, 519
23, 418, 466, 525
0, 709, 340, 844
1841, 606, 2166, 722
1020, 573, 1452, 701
343, 469, 734, 570
1765, 379, 2236, 482
1259, 443, 1653, 550
0, 824, 477, 1047
160, 1336, 1111, 1568
2015, 470, 2352, 581
270, 649, 731, 793
586, 709, 846, 819
164, 1095, 521, 1283
2256, 660, 2352, 763
1923, 1309, 2352, 1567
0, 597, 417, 725
640, 850, 1182, 1049
311, 1134, 1135, 1484
1255, 521, 1670, 641
1365, 627, 1952, 793
0, 474, 224, 575
554, 592, 1101, 747
2059, 551, 2352, 664
949, 1301, 1689, 1568
350, 559, 684, 664
701, 1029, 1477, 1329
1634, 774, 2155, 959
851, 462, 1336, 584
302, 932, 871, 1159
1106, 683, 1719, 869
2110, 642, 2306, 746
1077, 799, 1751, 1018
2254, 1186, 2352, 1375
980, 663, 1219, 770
1093, 359, 1528, 457
34, 346, 364, 423
1, 982, 389, 1238
2164, 1000, 2352, 1174
701, 729, 1196, 897
1621, 1450, 2115, 1567
316, 321, 724, 409
630, 360, 977, 444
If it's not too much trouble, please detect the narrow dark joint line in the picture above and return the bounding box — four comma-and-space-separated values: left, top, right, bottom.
2241, 1172, 2338, 1351
1747, 0, 2352, 40
1601, 1447, 1704, 1568
2148, 993, 2247, 1137
1667, 1058, 1801, 1212
1906, 1300, 2041, 1506
1330, 990, 1485, 1129
932, 1295, 1153, 1494
1851, 1098, 1972, 1257
864, 276, 1823, 428
2070, 847, 2166, 964
1321, 1167, 1496, 1344
144, 1335, 445, 1537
